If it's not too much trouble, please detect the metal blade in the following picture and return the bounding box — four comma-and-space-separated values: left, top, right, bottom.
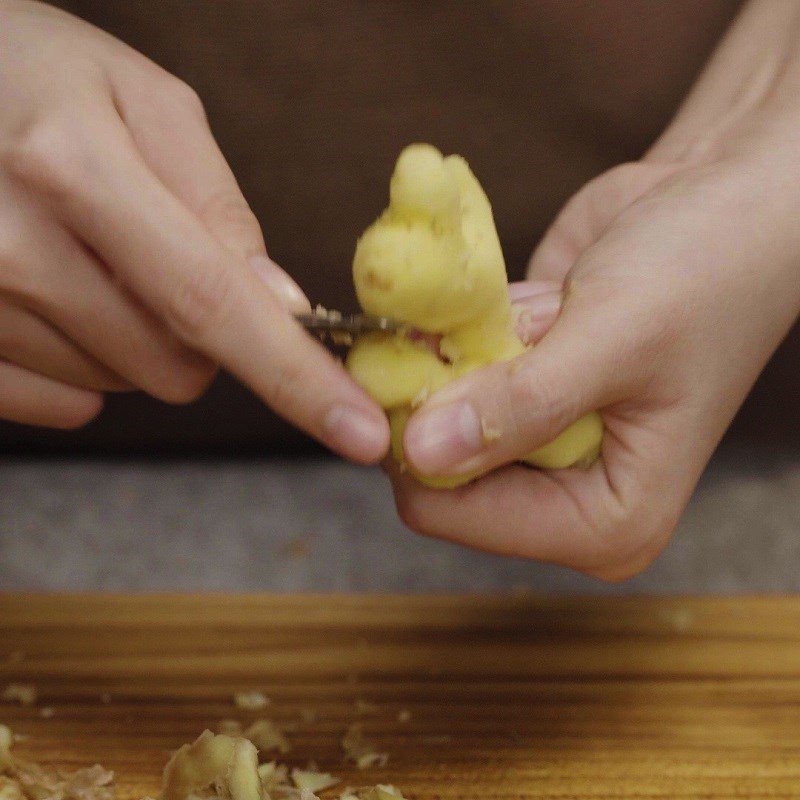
296, 310, 399, 336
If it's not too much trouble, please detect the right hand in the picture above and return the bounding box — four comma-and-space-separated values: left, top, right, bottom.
0, 1, 388, 461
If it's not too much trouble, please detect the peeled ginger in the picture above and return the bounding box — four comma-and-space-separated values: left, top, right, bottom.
347, 144, 602, 487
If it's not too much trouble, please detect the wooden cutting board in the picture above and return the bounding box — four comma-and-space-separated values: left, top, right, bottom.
2, 594, 800, 799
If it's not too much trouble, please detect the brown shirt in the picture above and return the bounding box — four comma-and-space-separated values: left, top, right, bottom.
10, 0, 795, 452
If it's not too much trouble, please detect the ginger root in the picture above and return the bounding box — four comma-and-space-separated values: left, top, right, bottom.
347, 143, 603, 487
161, 731, 260, 800
0, 725, 115, 800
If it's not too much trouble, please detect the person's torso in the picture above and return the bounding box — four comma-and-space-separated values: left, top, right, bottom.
24, 0, 791, 454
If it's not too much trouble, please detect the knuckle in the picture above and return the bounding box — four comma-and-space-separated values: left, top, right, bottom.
163, 262, 237, 340
165, 75, 206, 118
563, 161, 640, 234
603, 160, 641, 186
260, 355, 309, 413
505, 360, 575, 439
4, 120, 88, 201
199, 188, 263, 247
587, 164, 630, 215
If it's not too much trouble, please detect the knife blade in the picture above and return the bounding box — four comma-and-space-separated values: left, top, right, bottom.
296, 309, 399, 339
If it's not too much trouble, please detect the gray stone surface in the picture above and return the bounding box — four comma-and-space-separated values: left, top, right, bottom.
1, 443, 798, 592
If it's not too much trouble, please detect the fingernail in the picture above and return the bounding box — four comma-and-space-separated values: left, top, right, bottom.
325, 405, 387, 459
405, 402, 483, 474
508, 280, 562, 303
249, 255, 311, 314
513, 289, 562, 344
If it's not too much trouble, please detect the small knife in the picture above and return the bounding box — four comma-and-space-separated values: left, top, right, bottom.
296, 308, 399, 341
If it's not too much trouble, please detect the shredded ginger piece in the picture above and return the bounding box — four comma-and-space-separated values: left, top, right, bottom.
217, 720, 243, 736
242, 720, 291, 755
160, 731, 259, 800
341, 726, 388, 770
344, 788, 404, 800
290, 770, 339, 794
233, 692, 270, 711
658, 606, 694, 633
480, 419, 502, 443
0, 726, 12, 768
257, 762, 289, 793
0, 778, 24, 800
2, 725, 407, 800
362, 787, 403, 800
217, 719, 290, 756
59, 765, 116, 800
1, 686, 36, 707
1, 725, 116, 800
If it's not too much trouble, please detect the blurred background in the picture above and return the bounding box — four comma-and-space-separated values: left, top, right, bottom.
2, 0, 798, 591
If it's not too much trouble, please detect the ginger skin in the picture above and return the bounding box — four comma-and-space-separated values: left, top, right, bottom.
347, 144, 602, 487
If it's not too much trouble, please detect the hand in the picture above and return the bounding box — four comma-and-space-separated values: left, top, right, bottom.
0, 1, 388, 462
388, 0, 800, 577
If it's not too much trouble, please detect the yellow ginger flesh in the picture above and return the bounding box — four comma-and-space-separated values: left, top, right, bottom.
347, 143, 602, 487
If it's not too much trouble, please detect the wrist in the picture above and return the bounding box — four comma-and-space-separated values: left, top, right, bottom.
647, 0, 800, 169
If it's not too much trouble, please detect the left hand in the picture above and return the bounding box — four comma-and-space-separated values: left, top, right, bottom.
385, 0, 800, 580
387, 138, 800, 581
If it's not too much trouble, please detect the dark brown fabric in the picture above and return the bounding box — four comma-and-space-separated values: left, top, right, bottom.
4, 0, 796, 453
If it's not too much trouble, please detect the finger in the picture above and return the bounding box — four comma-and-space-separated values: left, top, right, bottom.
112, 71, 310, 314
508, 280, 563, 345
0, 301, 130, 391
0, 360, 103, 429
8, 112, 389, 462
0, 182, 214, 403
44, 240, 216, 403
402, 289, 629, 480
527, 162, 683, 282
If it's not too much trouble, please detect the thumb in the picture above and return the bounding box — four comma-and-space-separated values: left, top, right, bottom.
403, 289, 625, 480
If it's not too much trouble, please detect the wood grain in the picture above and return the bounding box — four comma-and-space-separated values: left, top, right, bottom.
2, 594, 800, 799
